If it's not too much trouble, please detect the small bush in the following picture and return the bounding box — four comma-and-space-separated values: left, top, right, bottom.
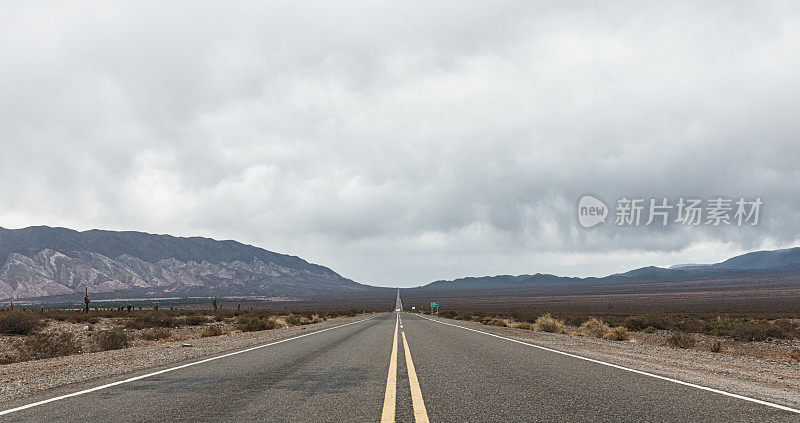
140, 328, 171, 341
512, 322, 532, 330
177, 315, 208, 326
201, 325, 225, 337
666, 332, 695, 349
709, 340, 722, 353
0, 312, 42, 335
479, 317, 508, 327
625, 314, 670, 331
580, 317, 610, 338
642, 326, 657, 334
18, 331, 80, 361
534, 314, 566, 334
237, 317, 279, 332
603, 326, 629, 341
284, 313, 302, 326
93, 328, 131, 351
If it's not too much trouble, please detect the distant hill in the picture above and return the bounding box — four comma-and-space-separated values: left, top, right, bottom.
407, 246, 800, 296
711, 247, 800, 270
0, 226, 374, 301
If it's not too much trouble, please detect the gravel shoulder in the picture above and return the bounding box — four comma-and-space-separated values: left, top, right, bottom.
425, 314, 800, 410
0, 314, 375, 409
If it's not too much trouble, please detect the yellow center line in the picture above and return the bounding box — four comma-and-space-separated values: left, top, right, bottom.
380, 313, 399, 423
402, 331, 430, 423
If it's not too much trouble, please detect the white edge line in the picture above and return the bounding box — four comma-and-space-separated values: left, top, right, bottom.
0, 314, 380, 416
418, 314, 800, 415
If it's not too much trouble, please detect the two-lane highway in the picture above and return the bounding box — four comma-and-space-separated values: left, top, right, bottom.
2, 311, 799, 422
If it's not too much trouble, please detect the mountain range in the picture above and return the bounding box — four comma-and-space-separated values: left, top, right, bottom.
0, 226, 372, 301
2, 225, 800, 303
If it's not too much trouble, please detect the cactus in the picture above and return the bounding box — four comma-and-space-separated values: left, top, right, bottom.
212, 297, 218, 311
237, 302, 241, 312
10, 300, 14, 311
83, 287, 91, 314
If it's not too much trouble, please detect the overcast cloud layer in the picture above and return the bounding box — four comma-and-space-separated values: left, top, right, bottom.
1, 1, 800, 287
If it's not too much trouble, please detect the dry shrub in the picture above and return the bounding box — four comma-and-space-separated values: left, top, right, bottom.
534, 314, 566, 334
177, 315, 208, 326
580, 317, 610, 338
709, 340, 722, 353
666, 332, 695, 349
284, 313, 302, 326
140, 327, 171, 341
603, 326, 629, 341
237, 316, 280, 332
0, 311, 42, 335
201, 325, 225, 337
512, 322, 533, 330
482, 317, 509, 327
93, 328, 131, 351
17, 331, 80, 361
789, 349, 800, 361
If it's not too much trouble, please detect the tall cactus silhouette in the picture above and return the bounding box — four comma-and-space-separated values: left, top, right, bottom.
83, 287, 91, 314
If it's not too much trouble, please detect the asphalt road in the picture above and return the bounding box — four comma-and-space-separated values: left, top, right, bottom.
2, 312, 798, 422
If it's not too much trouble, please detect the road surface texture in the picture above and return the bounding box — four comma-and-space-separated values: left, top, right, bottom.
2, 312, 798, 422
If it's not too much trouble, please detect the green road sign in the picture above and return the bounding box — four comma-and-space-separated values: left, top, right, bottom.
431, 302, 439, 307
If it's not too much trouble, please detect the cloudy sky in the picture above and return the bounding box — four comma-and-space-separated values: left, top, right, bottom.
1, 1, 799, 287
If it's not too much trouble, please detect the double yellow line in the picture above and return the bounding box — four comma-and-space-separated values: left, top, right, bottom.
381, 313, 429, 423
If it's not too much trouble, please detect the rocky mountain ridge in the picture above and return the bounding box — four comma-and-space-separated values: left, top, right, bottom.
0, 226, 369, 301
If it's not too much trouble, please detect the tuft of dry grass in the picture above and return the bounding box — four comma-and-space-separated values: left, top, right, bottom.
534, 314, 566, 334
603, 326, 629, 341
93, 327, 131, 351
709, 340, 722, 353
512, 322, 532, 330
666, 332, 696, 349
580, 317, 610, 338
16, 331, 80, 361
176, 315, 208, 326
482, 317, 509, 327
284, 313, 302, 326
0, 311, 42, 335
236, 316, 281, 332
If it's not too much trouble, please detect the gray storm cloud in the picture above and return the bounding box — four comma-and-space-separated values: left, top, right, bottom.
1, 1, 799, 286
